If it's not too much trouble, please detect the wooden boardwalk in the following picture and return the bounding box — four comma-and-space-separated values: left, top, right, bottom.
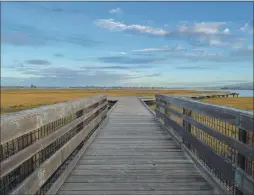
57, 97, 218, 195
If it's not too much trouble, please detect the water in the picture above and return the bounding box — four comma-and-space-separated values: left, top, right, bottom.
215, 90, 253, 97
168, 88, 254, 97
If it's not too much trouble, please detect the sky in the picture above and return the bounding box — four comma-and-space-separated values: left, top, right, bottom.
1, 2, 253, 88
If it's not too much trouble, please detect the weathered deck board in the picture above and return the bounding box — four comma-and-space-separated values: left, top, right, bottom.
57, 97, 218, 195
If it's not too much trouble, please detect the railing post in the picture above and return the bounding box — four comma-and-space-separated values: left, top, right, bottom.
238, 128, 247, 170
155, 96, 165, 125
183, 108, 192, 149
235, 125, 247, 195
163, 100, 168, 126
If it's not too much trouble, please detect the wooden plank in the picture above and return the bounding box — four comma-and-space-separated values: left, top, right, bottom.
57, 97, 218, 194
74, 164, 196, 169
59, 182, 213, 191
83, 151, 184, 156
65, 175, 206, 183
88, 146, 180, 149
77, 159, 192, 165
88, 143, 178, 147
80, 156, 188, 160
57, 190, 215, 195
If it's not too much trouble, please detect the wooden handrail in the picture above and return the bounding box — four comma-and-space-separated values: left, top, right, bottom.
0, 95, 108, 195
1, 95, 106, 145
155, 94, 254, 195
1, 101, 107, 178
10, 109, 107, 195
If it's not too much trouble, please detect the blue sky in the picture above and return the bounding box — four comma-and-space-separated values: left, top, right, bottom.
1, 2, 253, 87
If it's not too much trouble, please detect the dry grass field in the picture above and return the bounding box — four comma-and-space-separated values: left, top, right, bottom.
202, 97, 254, 111
0, 89, 217, 114
149, 97, 254, 111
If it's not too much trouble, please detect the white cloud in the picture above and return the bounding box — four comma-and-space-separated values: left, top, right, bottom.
133, 44, 184, 53
239, 23, 253, 34
95, 19, 168, 36
178, 24, 188, 32
209, 38, 224, 46
173, 22, 240, 47
173, 44, 184, 51
192, 22, 227, 34
110, 51, 127, 55
240, 23, 249, 32
109, 8, 122, 14
223, 28, 230, 34
176, 22, 228, 35
232, 42, 244, 49
133, 47, 169, 53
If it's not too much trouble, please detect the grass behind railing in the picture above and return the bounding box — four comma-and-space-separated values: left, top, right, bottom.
152, 99, 254, 178
1, 89, 218, 114
202, 97, 254, 111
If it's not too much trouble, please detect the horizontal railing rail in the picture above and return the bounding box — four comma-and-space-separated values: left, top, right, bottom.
155, 94, 253, 195
0, 95, 108, 195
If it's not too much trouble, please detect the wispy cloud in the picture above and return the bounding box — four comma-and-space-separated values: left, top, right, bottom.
169, 50, 252, 63
185, 22, 227, 35
110, 51, 127, 55
82, 65, 151, 70
95, 19, 169, 36
176, 65, 218, 70
97, 56, 167, 64
25, 59, 51, 65
2, 22, 100, 47
132, 44, 252, 63
133, 47, 169, 53
230, 46, 254, 57
94, 19, 245, 48
239, 23, 253, 34
166, 22, 244, 47
1, 23, 49, 46
133, 45, 184, 53
26, 3, 86, 15
54, 53, 64, 57
147, 73, 161, 77
66, 36, 101, 47
3, 66, 148, 87
109, 7, 122, 14
240, 23, 249, 31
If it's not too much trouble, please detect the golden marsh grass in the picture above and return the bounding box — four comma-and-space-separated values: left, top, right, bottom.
0, 89, 217, 114
202, 97, 254, 111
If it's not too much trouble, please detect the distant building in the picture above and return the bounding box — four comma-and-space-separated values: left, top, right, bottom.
31, 84, 36, 88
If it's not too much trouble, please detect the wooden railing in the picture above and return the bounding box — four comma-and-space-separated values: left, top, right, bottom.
0, 95, 108, 195
155, 94, 253, 195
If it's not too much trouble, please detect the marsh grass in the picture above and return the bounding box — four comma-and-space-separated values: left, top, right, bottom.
202, 97, 254, 111
1, 89, 217, 114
